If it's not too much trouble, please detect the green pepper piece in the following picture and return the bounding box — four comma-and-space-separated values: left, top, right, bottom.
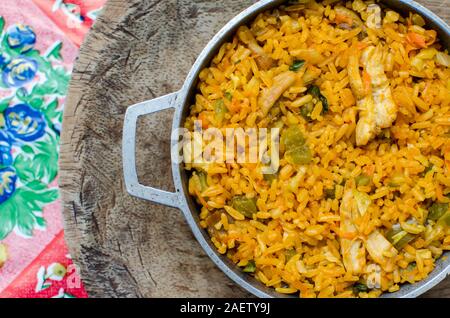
243, 260, 256, 273
428, 202, 449, 221
355, 174, 371, 187
197, 171, 208, 192
289, 59, 305, 72
386, 225, 416, 250
299, 102, 314, 121
231, 196, 258, 218
284, 249, 296, 263
352, 282, 369, 294
285, 144, 312, 165
324, 187, 336, 199
224, 91, 232, 101
263, 173, 278, 184
282, 126, 306, 149
214, 99, 227, 124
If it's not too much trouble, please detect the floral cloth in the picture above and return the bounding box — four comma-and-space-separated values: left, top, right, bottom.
0, 0, 106, 298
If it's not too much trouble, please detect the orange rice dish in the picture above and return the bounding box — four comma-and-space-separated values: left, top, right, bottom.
183, 0, 450, 297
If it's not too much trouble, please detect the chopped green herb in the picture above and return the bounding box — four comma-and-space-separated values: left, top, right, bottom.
307, 85, 329, 114
352, 282, 369, 294
289, 59, 305, 72
243, 260, 256, 273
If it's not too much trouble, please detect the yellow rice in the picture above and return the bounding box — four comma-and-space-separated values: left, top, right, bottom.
184, 0, 450, 298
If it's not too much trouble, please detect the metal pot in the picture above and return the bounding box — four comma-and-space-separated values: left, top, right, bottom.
123, 0, 450, 298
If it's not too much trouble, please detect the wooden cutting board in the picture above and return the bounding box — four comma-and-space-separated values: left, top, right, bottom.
60, 0, 450, 297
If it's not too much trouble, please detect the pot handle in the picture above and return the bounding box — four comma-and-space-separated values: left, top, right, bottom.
122, 92, 181, 208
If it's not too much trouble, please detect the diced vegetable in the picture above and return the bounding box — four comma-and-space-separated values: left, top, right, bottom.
411, 13, 426, 27
231, 196, 258, 218
263, 173, 278, 184
280, 124, 311, 165
284, 249, 296, 263
289, 59, 305, 72
307, 85, 329, 114
197, 171, 208, 192
205, 211, 222, 228
435, 52, 450, 67
355, 174, 371, 186
386, 224, 416, 250
439, 211, 450, 226
224, 91, 233, 101
299, 102, 314, 121
353, 190, 371, 216
282, 126, 306, 149
286, 144, 312, 165
243, 260, 256, 273
214, 99, 228, 124
324, 187, 336, 199
421, 164, 433, 176
428, 202, 449, 221
352, 282, 369, 294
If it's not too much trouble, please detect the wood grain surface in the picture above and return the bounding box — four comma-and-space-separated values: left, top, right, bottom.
60, 0, 450, 298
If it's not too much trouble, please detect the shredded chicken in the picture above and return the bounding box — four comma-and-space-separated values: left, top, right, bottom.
340, 190, 366, 274
238, 26, 275, 70
361, 46, 397, 129
259, 71, 296, 115
349, 45, 397, 146
365, 230, 398, 272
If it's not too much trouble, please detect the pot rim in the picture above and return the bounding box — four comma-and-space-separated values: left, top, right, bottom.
164, 0, 450, 298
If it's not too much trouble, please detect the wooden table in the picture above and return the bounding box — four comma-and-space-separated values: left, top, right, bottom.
60, 0, 450, 297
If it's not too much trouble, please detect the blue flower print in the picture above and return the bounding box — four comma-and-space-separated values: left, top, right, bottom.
0, 166, 17, 204
0, 52, 10, 70
4, 103, 46, 142
0, 129, 13, 166
6, 24, 36, 54
2, 56, 38, 88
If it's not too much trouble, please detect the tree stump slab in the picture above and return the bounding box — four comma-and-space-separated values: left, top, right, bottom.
59, 0, 450, 297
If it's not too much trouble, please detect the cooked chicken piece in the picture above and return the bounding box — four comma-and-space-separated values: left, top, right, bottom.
340, 190, 366, 274
349, 45, 397, 145
259, 71, 296, 115
365, 230, 398, 272
361, 46, 398, 129
355, 96, 377, 146
237, 26, 275, 70
347, 48, 365, 99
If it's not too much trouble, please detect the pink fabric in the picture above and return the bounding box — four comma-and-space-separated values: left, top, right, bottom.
0, 0, 106, 298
